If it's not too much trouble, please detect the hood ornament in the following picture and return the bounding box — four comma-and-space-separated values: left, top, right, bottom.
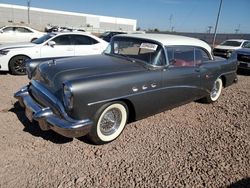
47, 59, 56, 66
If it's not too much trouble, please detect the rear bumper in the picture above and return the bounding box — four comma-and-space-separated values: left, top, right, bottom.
14, 85, 93, 138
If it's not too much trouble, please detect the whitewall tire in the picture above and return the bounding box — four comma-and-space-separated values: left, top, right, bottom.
203, 77, 223, 103
88, 102, 128, 144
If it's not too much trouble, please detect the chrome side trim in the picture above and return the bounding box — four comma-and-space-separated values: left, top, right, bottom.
88, 85, 210, 106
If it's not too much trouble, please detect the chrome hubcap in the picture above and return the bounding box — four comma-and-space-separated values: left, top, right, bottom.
100, 108, 122, 136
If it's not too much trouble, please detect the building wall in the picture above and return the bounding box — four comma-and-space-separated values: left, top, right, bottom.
0, 3, 136, 32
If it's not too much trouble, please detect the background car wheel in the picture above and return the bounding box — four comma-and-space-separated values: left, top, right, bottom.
88, 102, 128, 145
203, 77, 223, 103
9, 55, 30, 75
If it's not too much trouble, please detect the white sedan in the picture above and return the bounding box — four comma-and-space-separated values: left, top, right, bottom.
0, 32, 109, 75
0, 25, 45, 44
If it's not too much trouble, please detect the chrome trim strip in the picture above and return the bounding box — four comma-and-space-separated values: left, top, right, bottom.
14, 84, 93, 138
88, 85, 210, 106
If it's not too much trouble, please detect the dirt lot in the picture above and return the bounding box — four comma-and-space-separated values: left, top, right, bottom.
0, 72, 249, 188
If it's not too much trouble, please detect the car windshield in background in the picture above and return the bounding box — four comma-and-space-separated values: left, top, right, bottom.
104, 37, 165, 66
100, 32, 110, 37
243, 43, 250, 48
32, 33, 55, 44
221, 40, 241, 47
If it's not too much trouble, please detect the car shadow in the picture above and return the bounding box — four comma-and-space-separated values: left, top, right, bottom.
237, 69, 250, 76
9, 102, 73, 144
227, 177, 250, 188
0, 71, 9, 75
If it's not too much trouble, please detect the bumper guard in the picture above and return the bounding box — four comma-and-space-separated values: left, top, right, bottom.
14, 85, 93, 138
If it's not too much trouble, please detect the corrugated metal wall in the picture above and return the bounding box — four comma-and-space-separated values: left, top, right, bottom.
0, 6, 136, 32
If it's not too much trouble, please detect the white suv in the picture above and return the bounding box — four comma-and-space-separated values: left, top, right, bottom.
213, 39, 250, 58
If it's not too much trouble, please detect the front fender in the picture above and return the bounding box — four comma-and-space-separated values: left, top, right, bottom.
68, 70, 161, 120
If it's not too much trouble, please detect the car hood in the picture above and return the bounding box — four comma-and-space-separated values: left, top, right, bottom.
34, 54, 146, 93
214, 45, 241, 50
0, 42, 36, 50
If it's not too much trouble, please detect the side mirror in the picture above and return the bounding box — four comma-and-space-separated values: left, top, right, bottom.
47, 40, 56, 47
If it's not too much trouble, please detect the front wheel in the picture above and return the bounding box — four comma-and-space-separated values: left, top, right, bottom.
88, 102, 128, 145
203, 77, 223, 103
9, 55, 30, 75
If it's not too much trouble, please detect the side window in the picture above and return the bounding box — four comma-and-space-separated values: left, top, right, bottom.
71, 35, 98, 45
2, 27, 13, 33
195, 48, 210, 64
16, 27, 33, 33
167, 46, 195, 67
52, 35, 72, 45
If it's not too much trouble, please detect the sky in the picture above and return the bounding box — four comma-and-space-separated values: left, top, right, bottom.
0, 0, 249, 33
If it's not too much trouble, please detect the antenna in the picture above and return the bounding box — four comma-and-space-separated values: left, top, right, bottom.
212, 0, 223, 48
169, 14, 173, 32
235, 24, 240, 34
27, 0, 31, 24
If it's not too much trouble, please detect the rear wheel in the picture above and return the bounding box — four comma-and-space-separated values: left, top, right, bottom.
9, 55, 30, 75
88, 102, 128, 144
203, 77, 223, 103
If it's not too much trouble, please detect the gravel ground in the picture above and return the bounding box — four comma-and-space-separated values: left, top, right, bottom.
0, 72, 249, 188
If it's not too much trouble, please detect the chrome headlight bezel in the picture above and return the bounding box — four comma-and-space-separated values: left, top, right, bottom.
63, 82, 74, 111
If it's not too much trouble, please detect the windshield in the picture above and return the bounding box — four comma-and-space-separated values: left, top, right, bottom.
244, 43, 250, 48
32, 33, 56, 44
104, 37, 166, 66
220, 40, 242, 47
100, 32, 110, 37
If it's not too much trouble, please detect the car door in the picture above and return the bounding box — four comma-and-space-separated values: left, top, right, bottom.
72, 34, 102, 55
161, 46, 203, 109
15, 27, 34, 42
40, 34, 75, 58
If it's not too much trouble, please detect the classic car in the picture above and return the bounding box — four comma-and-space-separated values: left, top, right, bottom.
213, 39, 250, 58
235, 42, 250, 71
0, 32, 108, 75
0, 25, 45, 44
14, 34, 238, 144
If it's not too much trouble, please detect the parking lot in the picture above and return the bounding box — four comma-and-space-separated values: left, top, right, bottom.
0, 72, 249, 187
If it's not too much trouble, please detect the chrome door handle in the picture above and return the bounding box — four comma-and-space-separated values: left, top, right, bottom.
151, 83, 157, 88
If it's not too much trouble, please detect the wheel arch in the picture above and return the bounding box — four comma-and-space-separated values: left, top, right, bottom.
8, 54, 31, 70
220, 75, 226, 88
116, 99, 136, 123
31, 38, 37, 42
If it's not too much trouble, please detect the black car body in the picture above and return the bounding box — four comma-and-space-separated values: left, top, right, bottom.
15, 34, 238, 144
99, 31, 127, 42
236, 43, 250, 71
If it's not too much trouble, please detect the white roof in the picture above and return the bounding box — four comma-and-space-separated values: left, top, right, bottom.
118, 33, 212, 53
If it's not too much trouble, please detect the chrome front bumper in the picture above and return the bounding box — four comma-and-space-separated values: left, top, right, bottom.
14, 85, 93, 138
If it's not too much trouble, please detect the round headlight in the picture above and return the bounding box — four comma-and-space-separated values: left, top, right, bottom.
63, 83, 73, 111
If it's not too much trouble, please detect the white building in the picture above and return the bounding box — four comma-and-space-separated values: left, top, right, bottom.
0, 3, 137, 32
